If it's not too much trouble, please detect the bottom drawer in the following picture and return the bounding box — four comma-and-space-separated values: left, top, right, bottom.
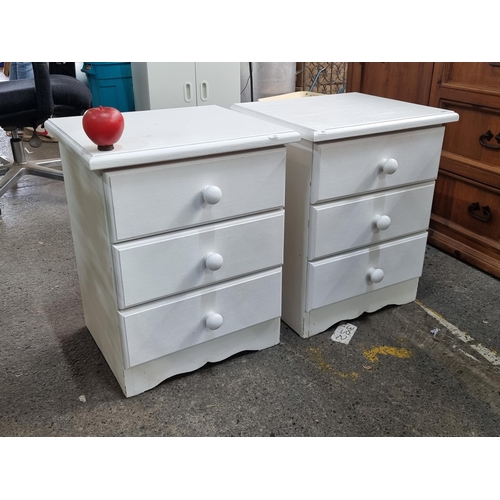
118, 268, 282, 369
306, 233, 428, 311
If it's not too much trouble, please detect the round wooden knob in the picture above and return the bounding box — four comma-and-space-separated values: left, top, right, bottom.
368, 268, 385, 283
374, 215, 391, 230
204, 252, 223, 271
205, 312, 223, 330
380, 158, 398, 174
202, 185, 222, 205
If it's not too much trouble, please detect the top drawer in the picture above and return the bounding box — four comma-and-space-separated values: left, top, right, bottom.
103, 148, 286, 242
310, 127, 445, 203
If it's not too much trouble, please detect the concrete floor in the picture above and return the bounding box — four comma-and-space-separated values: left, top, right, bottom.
1, 126, 500, 437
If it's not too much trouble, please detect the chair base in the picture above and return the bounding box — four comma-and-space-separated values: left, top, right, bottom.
0, 156, 63, 199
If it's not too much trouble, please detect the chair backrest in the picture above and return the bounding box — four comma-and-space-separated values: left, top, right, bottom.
32, 62, 54, 125
0, 62, 55, 132
50, 73, 92, 117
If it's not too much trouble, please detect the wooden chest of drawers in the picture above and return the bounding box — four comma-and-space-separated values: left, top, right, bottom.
45, 106, 300, 397
232, 93, 458, 337
428, 63, 500, 278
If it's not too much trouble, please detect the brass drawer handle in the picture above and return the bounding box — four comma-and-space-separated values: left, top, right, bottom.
468, 202, 492, 222
479, 130, 500, 149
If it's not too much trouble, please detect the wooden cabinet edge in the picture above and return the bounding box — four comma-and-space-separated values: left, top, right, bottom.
428, 228, 500, 279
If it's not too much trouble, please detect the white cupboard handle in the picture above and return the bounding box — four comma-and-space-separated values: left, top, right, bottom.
380, 158, 398, 174
202, 185, 222, 205
200, 80, 209, 102
205, 312, 223, 330
204, 252, 223, 271
367, 268, 385, 283
373, 215, 392, 230
184, 81, 193, 103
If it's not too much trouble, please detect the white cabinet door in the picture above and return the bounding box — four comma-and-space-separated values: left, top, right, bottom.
150, 62, 196, 109
195, 63, 241, 108
132, 63, 241, 110
132, 62, 197, 110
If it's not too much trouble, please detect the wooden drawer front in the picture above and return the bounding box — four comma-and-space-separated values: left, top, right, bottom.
306, 233, 428, 311
432, 172, 500, 244
119, 268, 282, 369
104, 148, 286, 242
113, 211, 284, 308
308, 182, 435, 259
310, 127, 444, 203
444, 62, 500, 96
440, 101, 500, 168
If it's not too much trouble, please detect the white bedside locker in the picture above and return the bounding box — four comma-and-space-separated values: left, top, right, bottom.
45, 106, 300, 397
232, 93, 459, 338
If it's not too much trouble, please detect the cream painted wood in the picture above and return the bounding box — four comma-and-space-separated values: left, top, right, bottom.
113, 211, 284, 308
306, 233, 428, 311
119, 269, 282, 368
45, 106, 299, 397
103, 148, 286, 242
308, 182, 435, 259
232, 93, 459, 338
310, 127, 445, 203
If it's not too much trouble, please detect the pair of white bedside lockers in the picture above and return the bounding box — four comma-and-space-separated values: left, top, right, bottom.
46, 93, 458, 397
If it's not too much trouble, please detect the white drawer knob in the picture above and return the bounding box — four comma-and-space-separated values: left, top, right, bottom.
202, 185, 222, 205
368, 268, 385, 283
204, 252, 223, 271
380, 158, 398, 174
205, 312, 223, 330
374, 215, 392, 230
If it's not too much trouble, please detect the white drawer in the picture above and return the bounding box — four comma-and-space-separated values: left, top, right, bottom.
103, 148, 286, 242
306, 232, 428, 311
118, 268, 282, 369
308, 182, 435, 259
310, 127, 445, 203
113, 210, 284, 308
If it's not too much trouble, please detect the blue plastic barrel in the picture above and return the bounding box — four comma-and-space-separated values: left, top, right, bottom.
82, 62, 135, 112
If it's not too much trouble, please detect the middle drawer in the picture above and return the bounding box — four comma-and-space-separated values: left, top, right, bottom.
112, 210, 284, 309
308, 182, 435, 259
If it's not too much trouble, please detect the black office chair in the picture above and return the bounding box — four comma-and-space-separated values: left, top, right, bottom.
0, 62, 92, 201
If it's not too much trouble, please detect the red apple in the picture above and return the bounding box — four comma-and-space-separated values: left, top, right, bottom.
82, 106, 124, 151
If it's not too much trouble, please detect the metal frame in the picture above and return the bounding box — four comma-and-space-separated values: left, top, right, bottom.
0, 129, 62, 199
